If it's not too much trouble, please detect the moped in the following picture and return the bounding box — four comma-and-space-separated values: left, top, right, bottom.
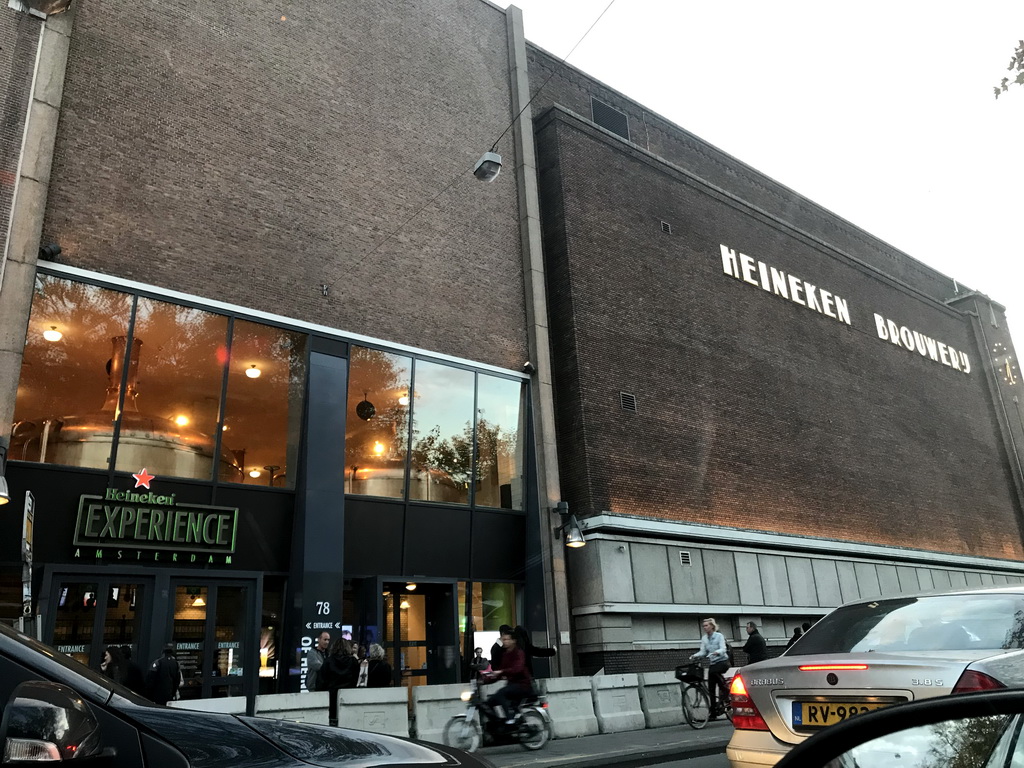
442, 674, 551, 752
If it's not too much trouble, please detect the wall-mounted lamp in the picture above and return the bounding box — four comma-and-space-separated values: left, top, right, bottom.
473, 151, 502, 182
0, 446, 9, 505
553, 501, 585, 548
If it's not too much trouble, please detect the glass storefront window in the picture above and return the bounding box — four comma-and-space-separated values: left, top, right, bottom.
113, 298, 228, 480
458, 581, 518, 664
52, 582, 99, 667
474, 376, 525, 510
12, 274, 309, 487
345, 346, 412, 498
11, 275, 133, 469
172, 586, 207, 700
410, 360, 475, 504
221, 320, 307, 488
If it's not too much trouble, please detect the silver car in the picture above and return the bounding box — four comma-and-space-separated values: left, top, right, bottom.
726, 586, 1024, 767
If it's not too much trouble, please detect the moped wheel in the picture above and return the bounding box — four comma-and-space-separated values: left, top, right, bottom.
682, 683, 710, 729
517, 710, 551, 751
443, 715, 482, 752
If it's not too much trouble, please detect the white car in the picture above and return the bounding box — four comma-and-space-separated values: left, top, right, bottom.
727, 586, 1024, 767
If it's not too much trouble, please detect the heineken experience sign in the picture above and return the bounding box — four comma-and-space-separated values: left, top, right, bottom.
73, 468, 238, 564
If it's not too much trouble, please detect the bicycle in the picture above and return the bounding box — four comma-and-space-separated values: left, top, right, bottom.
675, 660, 734, 729
442, 675, 551, 752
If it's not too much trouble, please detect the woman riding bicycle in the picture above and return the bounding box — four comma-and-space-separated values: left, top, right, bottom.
689, 617, 730, 719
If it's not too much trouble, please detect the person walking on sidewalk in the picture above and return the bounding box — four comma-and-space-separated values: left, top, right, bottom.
743, 622, 769, 664
689, 617, 730, 719
306, 631, 330, 692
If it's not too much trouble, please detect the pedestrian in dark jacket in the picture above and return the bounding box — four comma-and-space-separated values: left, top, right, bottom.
743, 622, 769, 664
119, 645, 147, 696
490, 624, 513, 670
320, 637, 359, 690
98, 645, 127, 686
366, 643, 392, 687
786, 626, 803, 648
146, 644, 181, 705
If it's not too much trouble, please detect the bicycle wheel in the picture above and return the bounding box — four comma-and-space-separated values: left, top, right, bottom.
443, 715, 482, 752
682, 683, 711, 729
517, 710, 551, 751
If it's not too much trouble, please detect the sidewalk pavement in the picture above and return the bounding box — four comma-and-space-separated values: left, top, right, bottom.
479, 720, 734, 768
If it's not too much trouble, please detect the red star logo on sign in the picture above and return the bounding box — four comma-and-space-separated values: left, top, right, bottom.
132, 468, 155, 489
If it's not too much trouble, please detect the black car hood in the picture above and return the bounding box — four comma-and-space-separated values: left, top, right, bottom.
122, 702, 489, 768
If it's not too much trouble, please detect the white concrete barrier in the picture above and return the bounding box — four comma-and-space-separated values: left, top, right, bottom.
255, 691, 330, 726
167, 696, 247, 715
411, 683, 472, 744
333, 688, 410, 736
543, 676, 599, 738
638, 671, 682, 728
591, 674, 645, 734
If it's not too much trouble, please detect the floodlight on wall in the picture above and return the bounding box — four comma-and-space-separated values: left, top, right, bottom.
473, 151, 502, 182
552, 501, 585, 548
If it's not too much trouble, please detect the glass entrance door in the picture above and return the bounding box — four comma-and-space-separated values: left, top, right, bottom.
50, 577, 153, 673
382, 582, 458, 688
168, 580, 255, 700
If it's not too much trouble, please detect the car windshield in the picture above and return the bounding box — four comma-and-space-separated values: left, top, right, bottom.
789, 594, 1024, 655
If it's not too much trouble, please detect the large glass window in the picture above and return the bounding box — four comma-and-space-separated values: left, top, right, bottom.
221, 320, 307, 488
113, 298, 228, 479
458, 581, 518, 665
344, 351, 527, 508
11, 275, 133, 469
11, 274, 308, 487
344, 346, 412, 498
410, 360, 475, 504
474, 375, 526, 510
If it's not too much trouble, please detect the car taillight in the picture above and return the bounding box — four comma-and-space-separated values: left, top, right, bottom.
730, 674, 769, 731
951, 670, 1005, 693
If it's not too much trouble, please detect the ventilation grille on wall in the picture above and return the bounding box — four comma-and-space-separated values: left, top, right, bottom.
661, 221, 672, 234
592, 97, 629, 140
620, 391, 637, 412
679, 550, 692, 566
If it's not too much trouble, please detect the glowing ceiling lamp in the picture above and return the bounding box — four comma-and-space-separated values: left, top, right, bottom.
174, 415, 189, 427
249, 469, 261, 478
246, 364, 262, 379
43, 326, 63, 342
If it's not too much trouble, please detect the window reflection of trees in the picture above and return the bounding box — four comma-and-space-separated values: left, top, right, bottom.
344, 350, 524, 508
345, 347, 411, 498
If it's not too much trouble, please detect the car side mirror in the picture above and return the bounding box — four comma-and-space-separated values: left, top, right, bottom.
1, 681, 109, 764
776, 688, 1024, 767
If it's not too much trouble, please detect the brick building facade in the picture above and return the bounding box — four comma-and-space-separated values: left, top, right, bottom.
0, 0, 1021, 686
528, 48, 1024, 672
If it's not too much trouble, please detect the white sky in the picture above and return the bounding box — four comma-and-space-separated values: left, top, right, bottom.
508, 1, 1024, 347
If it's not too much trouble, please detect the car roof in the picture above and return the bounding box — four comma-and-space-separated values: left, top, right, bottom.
834, 584, 1024, 609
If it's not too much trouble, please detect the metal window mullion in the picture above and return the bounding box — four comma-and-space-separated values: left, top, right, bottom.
106, 294, 139, 482
210, 317, 234, 501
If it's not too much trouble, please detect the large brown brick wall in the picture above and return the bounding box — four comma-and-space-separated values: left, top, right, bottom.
0, 10, 41, 266
42, 0, 528, 369
536, 109, 1024, 562
526, 46, 961, 302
